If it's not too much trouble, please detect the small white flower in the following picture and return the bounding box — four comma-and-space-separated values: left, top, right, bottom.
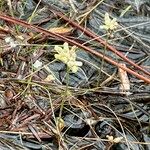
106, 135, 114, 143
101, 13, 118, 31
5, 37, 12, 43
33, 60, 42, 69
106, 135, 123, 143
10, 41, 17, 48
113, 137, 123, 143
54, 42, 82, 73
5, 37, 17, 48
85, 118, 98, 125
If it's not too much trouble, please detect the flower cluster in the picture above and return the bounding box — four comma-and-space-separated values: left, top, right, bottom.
54, 42, 82, 73
106, 135, 123, 143
101, 13, 118, 31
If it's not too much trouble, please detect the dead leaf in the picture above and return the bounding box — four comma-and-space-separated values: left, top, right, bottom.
118, 63, 130, 91
48, 26, 72, 34
5, 88, 14, 99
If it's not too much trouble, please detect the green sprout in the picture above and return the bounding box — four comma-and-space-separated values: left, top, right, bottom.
54, 42, 82, 73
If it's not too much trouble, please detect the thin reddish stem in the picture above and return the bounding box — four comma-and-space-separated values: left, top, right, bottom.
0, 14, 150, 83
48, 8, 150, 77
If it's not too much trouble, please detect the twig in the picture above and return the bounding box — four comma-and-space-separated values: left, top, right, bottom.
47, 6, 150, 77
0, 14, 150, 83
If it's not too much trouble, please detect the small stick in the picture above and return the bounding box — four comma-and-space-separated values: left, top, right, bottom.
0, 14, 150, 83
48, 8, 150, 77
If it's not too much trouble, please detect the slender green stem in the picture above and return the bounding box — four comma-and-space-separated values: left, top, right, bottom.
97, 32, 109, 87
59, 66, 70, 118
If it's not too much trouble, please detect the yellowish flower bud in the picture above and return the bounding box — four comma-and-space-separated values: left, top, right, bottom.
101, 13, 118, 31
54, 42, 82, 73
